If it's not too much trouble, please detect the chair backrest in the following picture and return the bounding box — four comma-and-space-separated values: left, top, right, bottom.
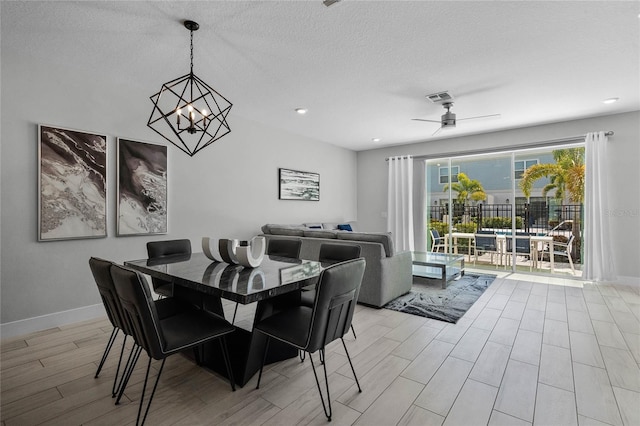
475, 233, 497, 250
430, 229, 440, 240
565, 234, 575, 254
146, 239, 192, 292
89, 257, 127, 332
305, 258, 366, 353
506, 232, 531, 253
147, 239, 192, 259
266, 238, 302, 259
318, 243, 361, 264
110, 264, 165, 360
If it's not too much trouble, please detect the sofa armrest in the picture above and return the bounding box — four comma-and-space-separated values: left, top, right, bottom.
358, 250, 412, 307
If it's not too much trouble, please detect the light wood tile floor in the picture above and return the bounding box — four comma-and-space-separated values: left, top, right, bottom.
2, 274, 640, 425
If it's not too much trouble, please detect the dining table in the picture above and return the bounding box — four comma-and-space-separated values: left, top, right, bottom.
124, 252, 323, 387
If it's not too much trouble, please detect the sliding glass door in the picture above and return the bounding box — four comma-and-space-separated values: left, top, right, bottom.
426, 144, 584, 277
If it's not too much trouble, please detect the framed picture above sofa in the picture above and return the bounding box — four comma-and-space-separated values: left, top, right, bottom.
278, 168, 320, 201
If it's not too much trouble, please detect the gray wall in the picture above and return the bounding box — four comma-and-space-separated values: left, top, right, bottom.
0, 48, 357, 326
357, 111, 640, 278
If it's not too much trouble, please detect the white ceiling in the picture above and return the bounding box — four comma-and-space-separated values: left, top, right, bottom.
3, 1, 639, 151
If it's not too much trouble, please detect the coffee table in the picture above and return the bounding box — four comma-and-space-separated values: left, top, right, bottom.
412, 252, 465, 289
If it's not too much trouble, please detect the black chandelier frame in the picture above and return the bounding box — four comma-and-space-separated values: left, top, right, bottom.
147, 20, 232, 157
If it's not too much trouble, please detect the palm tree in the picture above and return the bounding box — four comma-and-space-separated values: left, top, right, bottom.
519, 148, 585, 203
443, 172, 487, 205
519, 147, 585, 260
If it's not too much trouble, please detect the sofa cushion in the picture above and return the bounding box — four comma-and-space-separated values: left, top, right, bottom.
322, 222, 338, 230
337, 232, 395, 257
262, 224, 305, 234
268, 226, 305, 236
303, 229, 338, 239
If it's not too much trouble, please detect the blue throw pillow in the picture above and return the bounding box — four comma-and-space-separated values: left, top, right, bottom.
309, 225, 322, 229
337, 224, 353, 231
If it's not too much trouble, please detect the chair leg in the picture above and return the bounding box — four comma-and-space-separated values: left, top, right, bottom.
340, 338, 362, 393
193, 346, 202, 366
137, 357, 166, 426
111, 335, 128, 397
219, 336, 236, 391
95, 327, 119, 378
299, 350, 306, 362
567, 254, 575, 274
309, 349, 332, 421
255, 337, 270, 389
350, 324, 357, 339
115, 345, 142, 404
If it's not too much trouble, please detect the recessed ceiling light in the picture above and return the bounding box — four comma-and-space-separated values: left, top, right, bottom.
602, 98, 619, 104
371, 138, 381, 142
295, 108, 308, 115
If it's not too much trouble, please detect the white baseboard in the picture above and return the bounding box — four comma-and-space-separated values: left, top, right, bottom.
616, 275, 640, 287
1, 303, 106, 340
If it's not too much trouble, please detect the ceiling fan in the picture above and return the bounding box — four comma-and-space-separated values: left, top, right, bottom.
412, 102, 500, 136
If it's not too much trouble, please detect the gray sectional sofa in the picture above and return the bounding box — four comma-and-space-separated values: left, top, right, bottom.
261, 223, 412, 307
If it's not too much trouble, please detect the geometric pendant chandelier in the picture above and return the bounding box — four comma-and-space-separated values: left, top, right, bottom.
147, 20, 232, 157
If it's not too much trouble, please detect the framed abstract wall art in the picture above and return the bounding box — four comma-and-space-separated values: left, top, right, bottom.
117, 138, 168, 236
38, 125, 107, 241
278, 168, 320, 201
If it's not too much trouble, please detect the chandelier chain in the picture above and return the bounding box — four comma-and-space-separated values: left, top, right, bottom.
190, 29, 194, 74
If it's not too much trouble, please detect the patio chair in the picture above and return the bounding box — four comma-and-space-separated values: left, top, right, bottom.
473, 232, 498, 267
505, 232, 533, 271
430, 229, 446, 252
541, 234, 576, 274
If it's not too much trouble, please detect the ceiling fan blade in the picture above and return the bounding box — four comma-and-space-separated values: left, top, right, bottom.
411, 118, 442, 124
457, 113, 501, 122
431, 126, 443, 137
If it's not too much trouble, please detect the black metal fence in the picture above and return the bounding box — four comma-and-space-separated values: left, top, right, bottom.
428, 203, 583, 234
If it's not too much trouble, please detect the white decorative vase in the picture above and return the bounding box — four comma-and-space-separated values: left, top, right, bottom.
202, 236, 265, 268
235, 236, 266, 268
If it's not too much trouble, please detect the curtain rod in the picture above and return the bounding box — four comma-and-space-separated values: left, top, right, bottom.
385, 131, 613, 161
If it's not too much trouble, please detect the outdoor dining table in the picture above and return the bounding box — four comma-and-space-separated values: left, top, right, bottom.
444, 232, 555, 271
125, 252, 323, 387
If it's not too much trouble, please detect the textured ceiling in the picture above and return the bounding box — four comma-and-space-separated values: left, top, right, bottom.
2, 1, 639, 151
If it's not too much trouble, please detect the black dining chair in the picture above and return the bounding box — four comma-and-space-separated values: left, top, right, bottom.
110, 263, 236, 426
266, 238, 302, 259
88, 257, 131, 398
301, 243, 361, 339
146, 239, 192, 298
254, 258, 366, 421
90, 257, 198, 404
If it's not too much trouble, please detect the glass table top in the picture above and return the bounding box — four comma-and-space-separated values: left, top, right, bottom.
125, 252, 322, 304
412, 251, 465, 265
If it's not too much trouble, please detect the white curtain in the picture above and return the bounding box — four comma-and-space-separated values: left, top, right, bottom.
583, 131, 616, 282
387, 156, 414, 252
413, 160, 427, 252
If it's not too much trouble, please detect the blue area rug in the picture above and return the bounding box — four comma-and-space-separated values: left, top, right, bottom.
383, 273, 496, 323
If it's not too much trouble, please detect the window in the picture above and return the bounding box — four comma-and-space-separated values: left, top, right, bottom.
514, 159, 538, 179
439, 166, 459, 184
